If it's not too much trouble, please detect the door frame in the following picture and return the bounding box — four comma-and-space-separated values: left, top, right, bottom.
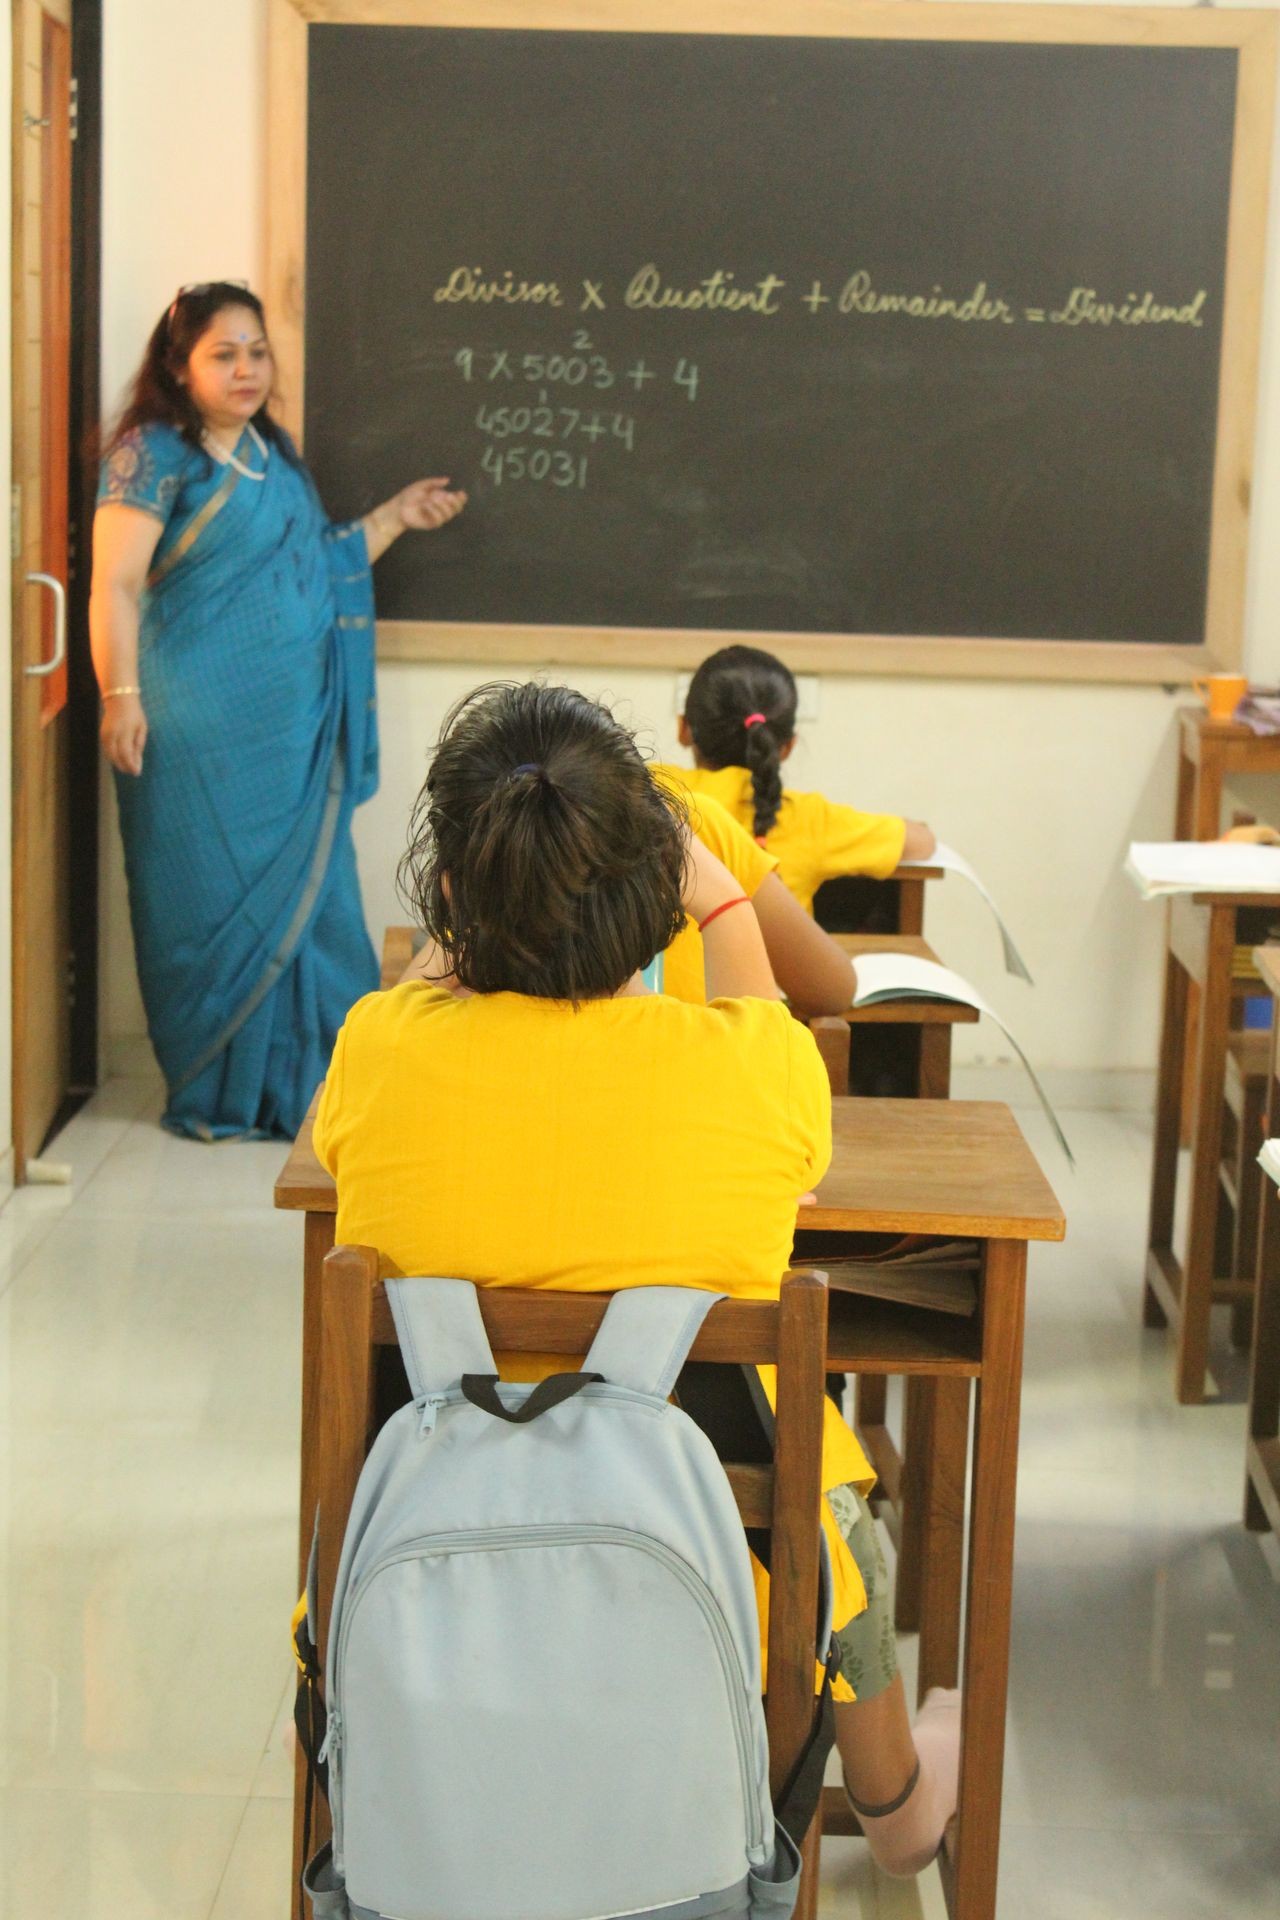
8, 0, 101, 1170
66, 0, 100, 1097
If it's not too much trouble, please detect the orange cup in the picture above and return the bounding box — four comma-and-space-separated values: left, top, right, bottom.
1194, 673, 1248, 721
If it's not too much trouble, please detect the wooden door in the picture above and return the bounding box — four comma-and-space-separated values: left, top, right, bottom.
11, 0, 74, 1176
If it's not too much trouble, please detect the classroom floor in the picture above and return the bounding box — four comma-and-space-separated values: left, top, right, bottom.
1, 1077, 1279, 1919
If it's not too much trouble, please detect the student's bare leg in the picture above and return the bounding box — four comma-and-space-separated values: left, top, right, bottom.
826, 1484, 961, 1878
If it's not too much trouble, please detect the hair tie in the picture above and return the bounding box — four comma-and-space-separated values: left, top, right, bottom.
743, 713, 767, 730
510, 763, 541, 778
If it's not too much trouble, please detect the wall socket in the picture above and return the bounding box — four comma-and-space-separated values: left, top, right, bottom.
674, 672, 820, 723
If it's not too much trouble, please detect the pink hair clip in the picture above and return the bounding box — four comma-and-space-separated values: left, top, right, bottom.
743, 712, 767, 729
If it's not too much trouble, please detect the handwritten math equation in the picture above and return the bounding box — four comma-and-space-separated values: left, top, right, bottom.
452, 335, 698, 491
436, 264, 1208, 331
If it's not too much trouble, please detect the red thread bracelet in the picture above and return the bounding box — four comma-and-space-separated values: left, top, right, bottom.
698, 896, 751, 933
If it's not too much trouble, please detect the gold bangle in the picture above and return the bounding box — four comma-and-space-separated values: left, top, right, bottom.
102, 685, 141, 700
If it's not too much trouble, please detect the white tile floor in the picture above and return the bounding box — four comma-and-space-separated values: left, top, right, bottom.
2, 1084, 1278, 1918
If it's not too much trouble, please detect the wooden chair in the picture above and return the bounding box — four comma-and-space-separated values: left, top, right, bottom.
1221, 1029, 1270, 1348
299, 1245, 834, 1920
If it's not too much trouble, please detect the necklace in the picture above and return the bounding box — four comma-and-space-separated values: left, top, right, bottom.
202, 420, 269, 482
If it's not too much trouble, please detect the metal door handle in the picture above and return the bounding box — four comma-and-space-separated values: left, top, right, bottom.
25, 572, 66, 677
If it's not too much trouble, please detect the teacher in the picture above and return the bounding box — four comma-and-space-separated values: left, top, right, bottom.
89, 281, 465, 1139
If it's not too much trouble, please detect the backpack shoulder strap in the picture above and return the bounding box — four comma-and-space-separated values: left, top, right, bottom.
386, 1277, 497, 1396
583, 1287, 725, 1400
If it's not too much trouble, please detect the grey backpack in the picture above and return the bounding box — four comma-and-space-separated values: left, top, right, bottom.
302, 1277, 834, 1920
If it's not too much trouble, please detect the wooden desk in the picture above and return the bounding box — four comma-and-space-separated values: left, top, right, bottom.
1174, 709, 1280, 1137
813, 863, 943, 939
828, 931, 979, 1620
835, 932, 979, 1100
1246, 945, 1280, 1539
1144, 889, 1280, 1402
1176, 708, 1280, 841
276, 1096, 1062, 1920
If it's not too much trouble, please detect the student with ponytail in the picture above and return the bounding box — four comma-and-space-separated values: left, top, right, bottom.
660, 645, 936, 915
316, 681, 960, 1880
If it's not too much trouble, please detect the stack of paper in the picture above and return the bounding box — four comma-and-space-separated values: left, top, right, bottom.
899, 841, 1033, 982
1258, 1139, 1280, 1187
1126, 842, 1280, 899
818, 1238, 979, 1316
849, 951, 1074, 1165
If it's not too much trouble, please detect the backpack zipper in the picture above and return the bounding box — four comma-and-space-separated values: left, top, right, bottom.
330, 1522, 764, 1852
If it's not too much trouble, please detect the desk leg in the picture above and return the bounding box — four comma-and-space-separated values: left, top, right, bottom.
897, 876, 925, 937
894, 1377, 928, 1632
950, 1240, 1025, 1920
895, 1373, 969, 1659
1181, 743, 1224, 1144
854, 1375, 888, 1468
914, 1375, 970, 1699
917, 1026, 952, 1101
292, 1209, 336, 1920
1145, 940, 1188, 1329
1177, 907, 1233, 1404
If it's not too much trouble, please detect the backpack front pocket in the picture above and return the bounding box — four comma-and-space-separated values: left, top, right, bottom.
332, 1525, 765, 1920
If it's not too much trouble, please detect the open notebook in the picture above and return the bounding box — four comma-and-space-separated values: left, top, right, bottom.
1126, 842, 1280, 899
850, 952, 1073, 1166
898, 841, 1032, 981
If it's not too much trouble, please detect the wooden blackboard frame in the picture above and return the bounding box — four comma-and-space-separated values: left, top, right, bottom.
267, 0, 1277, 684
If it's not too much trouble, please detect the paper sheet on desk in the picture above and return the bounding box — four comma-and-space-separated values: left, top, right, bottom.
849, 951, 1074, 1167
1126, 842, 1280, 899
899, 842, 1033, 982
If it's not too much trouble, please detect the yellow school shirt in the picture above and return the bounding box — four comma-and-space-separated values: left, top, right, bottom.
314, 983, 874, 1686
660, 783, 778, 1004
656, 762, 907, 915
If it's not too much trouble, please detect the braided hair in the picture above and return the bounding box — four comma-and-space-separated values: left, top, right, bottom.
683, 646, 798, 840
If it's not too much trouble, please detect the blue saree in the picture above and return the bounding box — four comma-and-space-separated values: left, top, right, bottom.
98, 421, 380, 1139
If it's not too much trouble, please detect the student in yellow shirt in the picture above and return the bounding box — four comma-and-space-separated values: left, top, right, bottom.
660, 645, 936, 915
658, 784, 855, 1013
317, 681, 959, 1876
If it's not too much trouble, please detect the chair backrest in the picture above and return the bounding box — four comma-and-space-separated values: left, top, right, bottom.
314, 1246, 829, 1813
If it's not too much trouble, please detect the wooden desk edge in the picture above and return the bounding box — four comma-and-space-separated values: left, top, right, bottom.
802, 1203, 1065, 1241
842, 1002, 981, 1027
1189, 890, 1280, 908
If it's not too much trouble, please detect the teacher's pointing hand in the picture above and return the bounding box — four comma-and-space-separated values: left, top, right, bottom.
363, 477, 467, 562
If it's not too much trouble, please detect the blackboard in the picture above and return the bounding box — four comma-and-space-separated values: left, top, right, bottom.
285, 8, 1274, 673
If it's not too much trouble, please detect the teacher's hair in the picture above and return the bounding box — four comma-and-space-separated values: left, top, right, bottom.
400, 681, 689, 1001
102, 282, 299, 464
684, 645, 798, 841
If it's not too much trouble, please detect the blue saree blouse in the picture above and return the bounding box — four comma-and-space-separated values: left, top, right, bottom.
98, 420, 380, 1139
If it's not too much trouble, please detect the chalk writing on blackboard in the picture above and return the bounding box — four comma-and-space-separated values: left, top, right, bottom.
433, 264, 1209, 329
451, 339, 698, 492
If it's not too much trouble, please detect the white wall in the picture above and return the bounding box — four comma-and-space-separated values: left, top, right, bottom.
99, 0, 265, 1050
98, 0, 1280, 1089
